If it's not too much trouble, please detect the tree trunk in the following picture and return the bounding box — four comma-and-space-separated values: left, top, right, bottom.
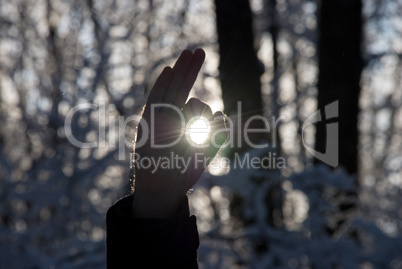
214, 0, 264, 122
316, 0, 362, 175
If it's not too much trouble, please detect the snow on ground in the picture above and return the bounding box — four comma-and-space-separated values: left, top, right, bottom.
1, 148, 401, 268
191, 150, 402, 268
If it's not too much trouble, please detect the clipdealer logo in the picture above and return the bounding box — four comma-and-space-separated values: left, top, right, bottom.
63, 100, 339, 168
302, 101, 339, 167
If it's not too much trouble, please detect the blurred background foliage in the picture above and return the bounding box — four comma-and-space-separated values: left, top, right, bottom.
0, 0, 401, 268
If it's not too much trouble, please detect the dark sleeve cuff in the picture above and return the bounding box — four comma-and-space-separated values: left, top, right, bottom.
106, 195, 199, 268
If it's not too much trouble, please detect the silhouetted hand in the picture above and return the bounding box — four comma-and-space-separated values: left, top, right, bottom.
132, 49, 227, 218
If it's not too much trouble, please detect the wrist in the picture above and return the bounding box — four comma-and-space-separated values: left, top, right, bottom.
132, 190, 187, 219
131, 161, 191, 218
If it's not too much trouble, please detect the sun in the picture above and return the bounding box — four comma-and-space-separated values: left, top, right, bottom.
186, 116, 211, 145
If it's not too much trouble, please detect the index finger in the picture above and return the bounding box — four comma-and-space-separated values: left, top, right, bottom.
163, 50, 194, 105
175, 48, 206, 108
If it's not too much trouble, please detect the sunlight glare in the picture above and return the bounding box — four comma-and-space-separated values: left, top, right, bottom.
187, 117, 211, 145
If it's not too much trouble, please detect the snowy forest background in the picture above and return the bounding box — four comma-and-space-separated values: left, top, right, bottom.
1, 0, 402, 268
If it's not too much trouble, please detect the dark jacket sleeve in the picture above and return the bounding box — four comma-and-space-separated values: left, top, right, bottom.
106, 195, 199, 268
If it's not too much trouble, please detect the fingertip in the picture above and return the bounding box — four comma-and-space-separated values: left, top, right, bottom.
158, 65, 174, 82
162, 66, 173, 76
194, 48, 205, 55
194, 48, 206, 61
213, 111, 224, 118
181, 49, 193, 58
172, 50, 193, 72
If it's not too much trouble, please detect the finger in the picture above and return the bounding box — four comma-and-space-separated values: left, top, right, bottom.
210, 111, 229, 149
163, 50, 193, 105
212, 111, 227, 128
175, 48, 206, 107
183, 98, 213, 120
147, 66, 173, 104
